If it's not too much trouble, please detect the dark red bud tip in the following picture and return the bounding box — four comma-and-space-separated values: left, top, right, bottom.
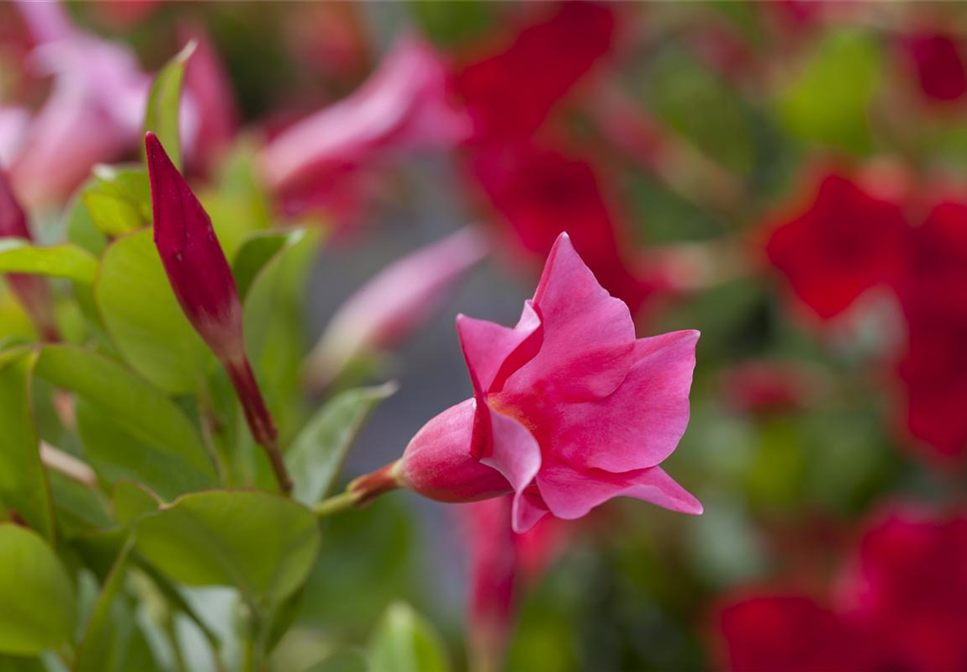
145, 132, 192, 255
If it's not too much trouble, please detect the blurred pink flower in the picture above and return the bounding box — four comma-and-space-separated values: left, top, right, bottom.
259, 35, 470, 198
0, 107, 29, 165
716, 506, 967, 672
0, 167, 58, 341
461, 496, 572, 672
380, 233, 701, 532
304, 226, 489, 391
719, 361, 826, 416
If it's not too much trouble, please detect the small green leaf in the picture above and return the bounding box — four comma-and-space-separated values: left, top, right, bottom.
65, 193, 108, 256
0, 524, 76, 655
135, 490, 321, 607
0, 350, 54, 541
48, 470, 115, 538
81, 166, 152, 236
0, 239, 98, 283
34, 345, 216, 499
287, 382, 397, 506
75, 540, 134, 672
95, 229, 212, 394
368, 602, 449, 672
144, 41, 196, 169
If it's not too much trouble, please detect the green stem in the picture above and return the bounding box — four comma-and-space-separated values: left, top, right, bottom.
313, 489, 361, 519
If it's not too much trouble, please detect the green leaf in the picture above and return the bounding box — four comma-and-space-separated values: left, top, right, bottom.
48, 470, 114, 538
144, 40, 196, 170
0, 524, 76, 655
0, 350, 54, 541
81, 166, 152, 237
232, 229, 309, 302
95, 229, 212, 394
777, 30, 881, 154
241, 227, 321, 440
75, 540, 134, 672
113, 480, 161, 525
65, 191, 108, 256
287, 382, 397, 506
34, 345, 216, 499
368, 603, 449, 672
135, 490, 321, 607
0, 239, 98, 283
307, 650, 369, 672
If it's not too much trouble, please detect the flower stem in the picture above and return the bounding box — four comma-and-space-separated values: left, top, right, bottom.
313, 489, 361, 518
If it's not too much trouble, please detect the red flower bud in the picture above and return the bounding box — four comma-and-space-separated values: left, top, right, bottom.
146, 131, 245, 364
0, 167, 58, 341
145, 132, 291, 493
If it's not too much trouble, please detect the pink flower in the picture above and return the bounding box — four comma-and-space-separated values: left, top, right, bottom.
901, 32, 967, 103
361, 233, 701, 532
145, 132, 291, 492
0, 167, 58, 341
259, 35, 470, 198
304, 226, 489, 391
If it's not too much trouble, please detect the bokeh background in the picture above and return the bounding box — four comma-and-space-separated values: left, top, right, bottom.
4, 2, 967, 670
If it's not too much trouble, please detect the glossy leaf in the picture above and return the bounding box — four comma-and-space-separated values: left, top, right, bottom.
81, 166, 152, 236
0, 350, 54, 541
232, 229, 309, 302
135, 490, 321, 606
287, 382, 397, 506
34, 345, 216, 499
144, 41, 196, 169
95, 229, 211, 394
0, 524, 76, 655
0, 239, 98, 283
368, 602, 450, 672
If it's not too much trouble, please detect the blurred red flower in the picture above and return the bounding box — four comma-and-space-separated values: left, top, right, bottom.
901, 32, 967, 103
716, 506, 967, 672
764, 172, 907, 321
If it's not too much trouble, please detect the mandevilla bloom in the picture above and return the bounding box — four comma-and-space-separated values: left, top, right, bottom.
304, 226, 489, 392
145, 132, 292, 492
0, 167, 58, 341
352, 233, 701, 532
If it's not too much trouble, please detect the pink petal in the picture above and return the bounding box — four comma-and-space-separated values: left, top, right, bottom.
512, 489, 551, 534
479, 404, 542, 533
536, 462, 703, 520
503, 233, 636, 402
457, 301, 542, 459
549, 330, 700, 472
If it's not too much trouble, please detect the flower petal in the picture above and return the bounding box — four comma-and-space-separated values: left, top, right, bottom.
479, 405, 543, 534
536, 462, 702, 520
503, 232, 636, 402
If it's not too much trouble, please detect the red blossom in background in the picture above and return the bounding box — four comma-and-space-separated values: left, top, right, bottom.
0, 168, 58, 341
764, 172, 907, 321
379, 233, 701, 532
901, 32, 967, 103
716, 507, 967, 672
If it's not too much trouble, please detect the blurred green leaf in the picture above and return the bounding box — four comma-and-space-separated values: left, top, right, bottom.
75, 540, 134, 672
144, 41, 196, 169
308, 649, 369, 672
135, 490, 321, 607
0, 524, 76, 655
368, 602, 449, 672
287, 382, 397, 506
777, 30, 881, 154
34, 345, 216, 499
232, 229, 310, 302
0, 239, 98, 283
95, 229, 212, 394
65, 192, 108, 256
202, 142, 274, 259
0, 654, 46, 672
0, 350, 53, 541
48, 470, 114, 538
81, 166, 152, 237
113, 480, 161, 525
